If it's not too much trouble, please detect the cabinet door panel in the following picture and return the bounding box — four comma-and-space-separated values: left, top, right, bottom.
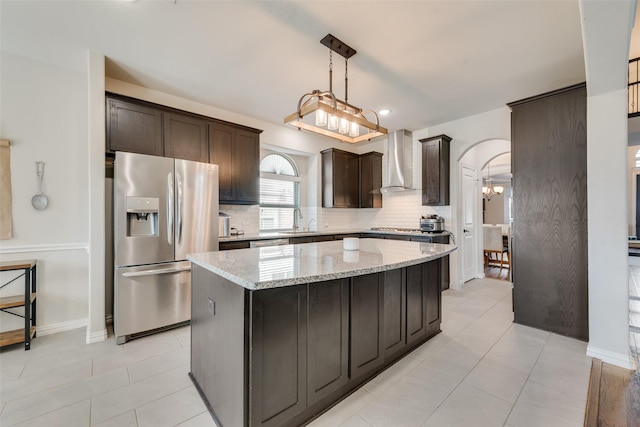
346, 153, 360, 208
425, 260, 442, 335
406, 264, 427, 345
359, 153, 382, 208
234, 129, 259, 204
308, 280, 349, 405
163, 112, 208, 162
383, 269, 406, 357
251, 286, 307, 427
350, 273, 384, 378
420, 135, 451, 206
209, 124, 234, 201
107, 98, 163, 156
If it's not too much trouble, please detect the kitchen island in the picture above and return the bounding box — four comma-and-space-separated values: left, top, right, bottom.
187, 238, 456, 427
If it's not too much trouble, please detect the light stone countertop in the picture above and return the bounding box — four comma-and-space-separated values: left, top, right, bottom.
219, 228, 452, 242
188, 238, 457, 290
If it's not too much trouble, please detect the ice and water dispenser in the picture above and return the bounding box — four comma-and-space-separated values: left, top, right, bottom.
126, 197, 159, 236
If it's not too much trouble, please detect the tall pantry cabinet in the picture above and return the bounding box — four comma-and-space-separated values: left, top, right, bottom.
508, 83, 588, 341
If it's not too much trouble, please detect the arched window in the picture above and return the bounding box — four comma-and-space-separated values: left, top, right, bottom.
259, 154, 301, 231
635, 148, 640, 168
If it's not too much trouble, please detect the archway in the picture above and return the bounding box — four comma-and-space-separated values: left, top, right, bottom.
450, 138, 510, 289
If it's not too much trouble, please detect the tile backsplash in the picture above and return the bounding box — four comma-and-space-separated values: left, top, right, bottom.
221, 190, 451, 235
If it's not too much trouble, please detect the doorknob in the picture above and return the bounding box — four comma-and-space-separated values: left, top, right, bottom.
463, 229, 470, 233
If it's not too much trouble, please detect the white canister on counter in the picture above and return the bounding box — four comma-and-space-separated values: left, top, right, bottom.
343, 237, 359, 251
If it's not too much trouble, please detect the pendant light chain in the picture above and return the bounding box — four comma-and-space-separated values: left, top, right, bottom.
329, 49, 333, 94
345, 57, 349, 105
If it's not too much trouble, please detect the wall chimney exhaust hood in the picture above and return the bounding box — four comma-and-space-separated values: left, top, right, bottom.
379, 129, 414, 193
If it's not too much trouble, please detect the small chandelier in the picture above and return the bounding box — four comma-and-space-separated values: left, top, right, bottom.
284, 34, 388, 144
482, 160, 504, 201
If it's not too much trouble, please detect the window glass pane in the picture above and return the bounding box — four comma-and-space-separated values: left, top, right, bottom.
260, 154, 297, 176
260, 178, 295, 207
260, 207, 293, 230
259, 153, 299, 231
636, 149, 640, 167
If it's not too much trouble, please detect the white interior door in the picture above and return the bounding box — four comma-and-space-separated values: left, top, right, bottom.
462, 164, 477, 282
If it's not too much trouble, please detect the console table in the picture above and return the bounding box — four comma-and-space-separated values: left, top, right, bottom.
0, 259, 37, 350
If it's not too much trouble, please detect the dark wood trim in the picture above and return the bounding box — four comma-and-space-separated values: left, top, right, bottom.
507, 82, 586, 109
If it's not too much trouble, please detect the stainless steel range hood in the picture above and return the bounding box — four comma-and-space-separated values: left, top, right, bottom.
379, 129, 415, 193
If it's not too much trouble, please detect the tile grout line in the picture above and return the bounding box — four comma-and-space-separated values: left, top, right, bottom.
500, 331, 553, 425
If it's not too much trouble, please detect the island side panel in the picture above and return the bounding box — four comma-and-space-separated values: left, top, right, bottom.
190, 264, 248, 427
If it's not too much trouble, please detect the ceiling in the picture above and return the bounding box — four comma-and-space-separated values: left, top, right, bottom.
1, 0, 589, 134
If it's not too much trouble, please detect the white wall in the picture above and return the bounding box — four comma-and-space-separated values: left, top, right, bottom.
0, 51, 89, 334
580, 0, 635, 369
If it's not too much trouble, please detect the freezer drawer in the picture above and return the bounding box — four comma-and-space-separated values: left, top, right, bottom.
115, 261, 191, 344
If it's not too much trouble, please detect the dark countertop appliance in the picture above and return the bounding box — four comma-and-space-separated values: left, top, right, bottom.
420, 215, 445, 232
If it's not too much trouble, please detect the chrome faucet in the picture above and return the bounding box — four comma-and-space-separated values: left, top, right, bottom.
293, 208, 303, 230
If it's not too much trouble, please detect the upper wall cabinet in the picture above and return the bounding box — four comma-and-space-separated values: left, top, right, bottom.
107, 97, 163, 156
419, 134, 452, 206
209, 123, 260, 205
359, 152, 383, 208
163, 112, 209, 163
322, 148, 360, 208
321, 148, 383, 208
106, 93, 262, 205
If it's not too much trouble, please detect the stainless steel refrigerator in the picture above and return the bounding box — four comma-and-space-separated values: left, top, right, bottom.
114, 152, 218, 344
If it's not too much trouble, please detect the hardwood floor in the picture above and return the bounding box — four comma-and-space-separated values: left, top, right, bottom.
584, 359, 640, 427
484, 264, 510, 281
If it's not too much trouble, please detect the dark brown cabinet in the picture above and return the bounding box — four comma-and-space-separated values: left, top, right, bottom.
107, 97, 163, 156
250, 285, 308, 427
307, 279, 350, 405
191, 259, 443, 427
508, 83, 588, 341
322, 148, 359, 208
106, 93, 262, 205
383, 268, 406, 358
321, 148, 383, 208
218, 241, 251, 250
350, 273, 385, 379
209, 123, 260, 205
406, 261, 442, 345
359, 152, 383, 208
163, 111, 209, 163
420, 134, 451, 206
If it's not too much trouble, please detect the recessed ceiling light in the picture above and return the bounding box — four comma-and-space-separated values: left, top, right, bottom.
379, 109, 391, 116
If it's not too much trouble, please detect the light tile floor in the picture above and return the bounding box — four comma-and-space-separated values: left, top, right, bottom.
0, 278, 591, 426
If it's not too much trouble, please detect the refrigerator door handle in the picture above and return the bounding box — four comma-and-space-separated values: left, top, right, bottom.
167, 172, 174, 245
122, 266, 191, 277
177, 172, 183, 244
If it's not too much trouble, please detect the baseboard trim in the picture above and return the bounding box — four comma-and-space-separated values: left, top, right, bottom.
86, 328, 108, 344
36, 318, 88, 336
586, 344, 636, 370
